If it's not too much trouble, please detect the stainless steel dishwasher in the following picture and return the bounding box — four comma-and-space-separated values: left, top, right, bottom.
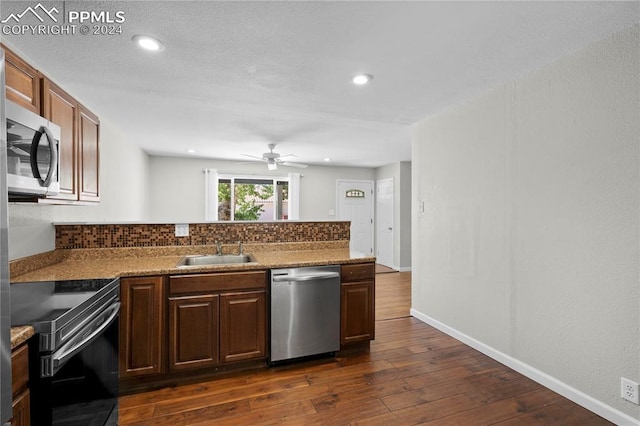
270, 265, 341, 363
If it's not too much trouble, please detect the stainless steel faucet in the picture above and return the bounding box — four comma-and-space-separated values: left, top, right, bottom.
215, 240, 222, 255
238, 241, 243, 255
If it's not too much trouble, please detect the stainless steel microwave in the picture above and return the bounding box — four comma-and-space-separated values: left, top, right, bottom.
6, 100, 60, 196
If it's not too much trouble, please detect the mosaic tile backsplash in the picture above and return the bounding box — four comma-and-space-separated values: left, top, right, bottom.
55, 222, 351, 249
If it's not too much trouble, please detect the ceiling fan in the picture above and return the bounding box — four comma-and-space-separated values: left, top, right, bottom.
241, 144, 308, 170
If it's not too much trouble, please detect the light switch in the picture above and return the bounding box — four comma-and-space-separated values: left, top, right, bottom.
175, 223, 189, 237
328, 209, 335, 216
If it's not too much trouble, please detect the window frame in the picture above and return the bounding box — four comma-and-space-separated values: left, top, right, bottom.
217, 173, 289, 221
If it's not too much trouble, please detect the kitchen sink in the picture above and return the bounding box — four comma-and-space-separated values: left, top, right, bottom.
176, 254, 257, 267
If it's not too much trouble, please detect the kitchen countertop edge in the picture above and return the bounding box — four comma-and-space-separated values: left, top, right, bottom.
9, 245, 375, 343
10, 246, 376, 282
11, 325, 34, 349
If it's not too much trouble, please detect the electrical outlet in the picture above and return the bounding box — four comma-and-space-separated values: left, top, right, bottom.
175, 223, 189, 237
621, 377, 639, 404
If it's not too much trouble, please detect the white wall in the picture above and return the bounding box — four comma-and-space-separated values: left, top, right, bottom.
412, 24, 639, 423
148, 155, 375, 222
398, 162, 412, 270
375, 161, 412, 270
8, 118, 150, 259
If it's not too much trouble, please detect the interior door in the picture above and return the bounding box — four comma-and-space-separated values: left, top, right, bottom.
337, 180, 374, 256
376, 178, 394, 268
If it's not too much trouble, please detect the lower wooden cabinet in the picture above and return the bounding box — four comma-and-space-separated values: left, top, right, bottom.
219, 290, 266, 363
167, 289, 266, 370
167, 272, 268, 372
119, 264, 374, 391
169, 294, 219, 371
11, 342, 30, 426
11, 389, 30, 426
120, 276, 165, 377
341, 263, 376, 346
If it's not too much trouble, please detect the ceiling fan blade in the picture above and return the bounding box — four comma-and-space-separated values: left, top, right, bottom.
241, 154, 265, 161
234, 161, 262, 165
281, 162, 308, 169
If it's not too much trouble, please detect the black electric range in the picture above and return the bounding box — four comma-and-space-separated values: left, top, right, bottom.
11, 278, 119, 352
10, 277, 120, 426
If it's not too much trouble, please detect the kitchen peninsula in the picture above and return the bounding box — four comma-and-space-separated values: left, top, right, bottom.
9, 221, 376, 393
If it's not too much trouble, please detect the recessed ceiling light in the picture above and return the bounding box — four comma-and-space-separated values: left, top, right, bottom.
132, 35, 165, 52
352, 74, 373, 85
186, 149, 196, 154
324, 158, 331, 162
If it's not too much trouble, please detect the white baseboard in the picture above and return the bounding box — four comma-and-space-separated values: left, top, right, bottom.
376, 264, 411, 273
410, 308, 640, 426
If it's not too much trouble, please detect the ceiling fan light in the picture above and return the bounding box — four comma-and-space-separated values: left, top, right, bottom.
267, 159, 277, 170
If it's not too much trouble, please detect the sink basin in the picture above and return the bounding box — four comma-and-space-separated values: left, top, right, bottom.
176, 254, 256, 267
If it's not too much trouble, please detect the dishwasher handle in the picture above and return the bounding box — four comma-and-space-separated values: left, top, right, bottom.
272, 271, 340, 283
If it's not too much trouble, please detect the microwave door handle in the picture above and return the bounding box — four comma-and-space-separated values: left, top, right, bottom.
29, 125, 58, 187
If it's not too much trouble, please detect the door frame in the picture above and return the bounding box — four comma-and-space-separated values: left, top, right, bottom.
376, 178, 394, 268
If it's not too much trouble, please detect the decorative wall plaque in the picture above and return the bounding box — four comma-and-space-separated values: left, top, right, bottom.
345, 189, 365, 198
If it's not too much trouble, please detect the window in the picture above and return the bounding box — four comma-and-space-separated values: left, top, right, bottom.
204, 170, 300, 221
218, 177, 288, 221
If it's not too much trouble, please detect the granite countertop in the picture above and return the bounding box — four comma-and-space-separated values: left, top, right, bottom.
10, 243, 374, 283
11, 326, 34, 350
8, 242, 375, 347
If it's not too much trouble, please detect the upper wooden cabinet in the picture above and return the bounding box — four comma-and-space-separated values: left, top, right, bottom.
41, 79, 77, 201
2, 44, 40, 114
78, 106, 100, 202
42, 79, 100, 203
2, 45, 100, 204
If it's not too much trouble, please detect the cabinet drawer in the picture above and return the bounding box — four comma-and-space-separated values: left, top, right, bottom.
341, 263, 375, 283
170, 271, 267, 295
11, 344, 29, 397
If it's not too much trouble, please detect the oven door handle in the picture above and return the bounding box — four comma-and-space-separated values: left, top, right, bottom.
44, 301, 120, 377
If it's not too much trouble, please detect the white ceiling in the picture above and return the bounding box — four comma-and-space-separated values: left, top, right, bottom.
3, 1, 639, 168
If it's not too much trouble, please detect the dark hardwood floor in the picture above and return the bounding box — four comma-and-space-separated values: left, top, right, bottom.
119, 271, 611, 425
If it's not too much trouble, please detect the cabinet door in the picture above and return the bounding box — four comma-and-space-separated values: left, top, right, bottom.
341, 281, 375, 345
120, 276, 164, 377
169, 295, 219, 371
42, 79, 78, 201
11, 343, 28, 399
2, 45, 39, 114
11, 342, 29, 426
219, 291, 266, 363
11, 389, 30, 426
78, 106, 100, 202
